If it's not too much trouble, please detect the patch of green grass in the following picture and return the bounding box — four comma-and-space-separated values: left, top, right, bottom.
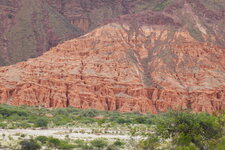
35, 136, 76, 149
90, 138, 108, 149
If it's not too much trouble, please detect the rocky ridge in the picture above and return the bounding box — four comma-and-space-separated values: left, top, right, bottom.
0, 20, 224, 113
0, 0, 224, 114
0, 0, 82, 66
1, 0, 224, 66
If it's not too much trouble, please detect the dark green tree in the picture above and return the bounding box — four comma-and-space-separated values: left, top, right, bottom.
155, 111, 223, 149
138, 135, 159, 150
91, 138, 108, 149
19, 139, 41, 150
35, 118, 48, 128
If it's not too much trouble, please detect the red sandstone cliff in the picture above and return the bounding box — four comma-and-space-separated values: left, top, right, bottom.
1, 0, 224, 67
0, 20, 224, 113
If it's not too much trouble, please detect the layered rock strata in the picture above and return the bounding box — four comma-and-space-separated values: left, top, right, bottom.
0, 22, 224, 114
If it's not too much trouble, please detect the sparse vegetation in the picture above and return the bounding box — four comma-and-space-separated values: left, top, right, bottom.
90, 138, 108, 149
0, 104, 155, 129
138, 110, 225, 150
19, 139, 41, 150
0, 105, 224, 150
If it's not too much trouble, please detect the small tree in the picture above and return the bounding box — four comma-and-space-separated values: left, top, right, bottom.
113, 139, 125, 147
138, 135, 159, 150
91, 138, 108, 149
48, 137, 61, 148
155, 111, 223, 149
35, 136, 48, 144
35, 118, 48, 128
19, 139, 41, 150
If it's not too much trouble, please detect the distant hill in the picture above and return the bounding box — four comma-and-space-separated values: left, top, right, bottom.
0, 0, 82, 66
1, 0, 224, 66
0, 0, 224, 114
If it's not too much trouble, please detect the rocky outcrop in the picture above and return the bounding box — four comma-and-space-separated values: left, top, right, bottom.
1, 0, 224, 67
46, 0, 225, 35
0, 0, 82, 66
0, 22, 224, 114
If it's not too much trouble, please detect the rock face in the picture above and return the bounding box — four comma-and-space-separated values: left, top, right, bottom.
46, 0, 225, 34
0, 20, 224, 113
46, 0, 159, 32
0, 0, 224, 114
1, 0, 225, 67
0, 0, 82, 66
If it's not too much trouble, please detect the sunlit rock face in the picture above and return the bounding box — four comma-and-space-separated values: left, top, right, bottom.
0, 0, 224, 114
1, 0, 224, 66
0, 21, 224, 114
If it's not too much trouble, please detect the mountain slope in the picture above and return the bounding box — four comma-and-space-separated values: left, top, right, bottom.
0, 0, 224, 114
1, 0, 224, 66
46, 0, 159, 32
0, 20, 224, 113
0, 0, 82, 66
46, 0, 225, 35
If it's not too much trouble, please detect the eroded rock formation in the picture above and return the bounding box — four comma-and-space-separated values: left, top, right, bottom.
0, 0, 82, 66
0, 20, 224, 113
1, 0, 224, 67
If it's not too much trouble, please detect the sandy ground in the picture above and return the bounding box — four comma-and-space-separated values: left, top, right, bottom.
0, 128, 138, 140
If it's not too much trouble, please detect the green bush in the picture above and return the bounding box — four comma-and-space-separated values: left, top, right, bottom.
138, 135, 159, 150
216, 138, 225, 150
0, 122, 7, 129
79, 117, 95, 124
52, 115, 71, 126
34, 118, 48, 128
20, 122, 32, 128
113, 139, 125, 147
174, 144, 198, 150
106, 144, 119, 150
134, 116, 147, 124
48, 137, 61, 147
115, 117, 132, 124
208, 137, 225, 150
81, 144, 94, 150
37, 136, 76, 149
19, 139, 41, 150
74, 139, 89, 149
155, 111, 223, 149
80, 109, 98, 117
35, 136, 49, 144
58, 141, 76, 149
91, 138, 108, 149
0, 105, 28, 118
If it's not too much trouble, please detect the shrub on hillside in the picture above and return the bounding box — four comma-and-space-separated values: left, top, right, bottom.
91, 138, 108, 149
154, 111, 223, 149
19, 139, 41, 150
36, 136, 76, 149
81, 109, 98, 117
34, 118, 48, 128
35, 136, 48, 144
138, 135, 159, 150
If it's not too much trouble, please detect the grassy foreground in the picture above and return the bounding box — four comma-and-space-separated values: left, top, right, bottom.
0, 104, 224, 150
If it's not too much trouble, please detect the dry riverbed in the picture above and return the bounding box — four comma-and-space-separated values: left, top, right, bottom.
0, 128, 138, 140
0, 128, 142, 149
